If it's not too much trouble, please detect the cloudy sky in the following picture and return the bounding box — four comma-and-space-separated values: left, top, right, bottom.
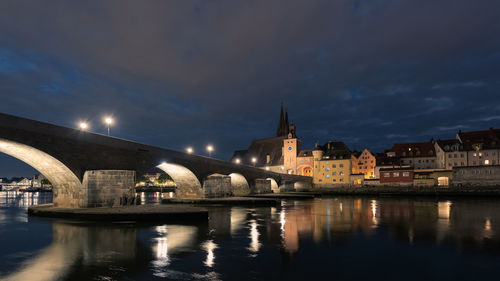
1, 0, 500, 177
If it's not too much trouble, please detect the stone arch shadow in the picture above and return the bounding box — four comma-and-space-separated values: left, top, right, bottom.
0, 138, 83, 208
228, 173, 250, 196
156, 162, 204, 198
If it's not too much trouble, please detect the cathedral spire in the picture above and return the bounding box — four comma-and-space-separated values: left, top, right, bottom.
276, 102, 285, 137
285, 109, 289, 135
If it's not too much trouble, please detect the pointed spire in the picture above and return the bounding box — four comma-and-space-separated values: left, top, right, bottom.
276, 102, 285, 137
285, 109, 289, 135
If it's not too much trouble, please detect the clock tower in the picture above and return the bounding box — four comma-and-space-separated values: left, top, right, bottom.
283, 134, 300, 174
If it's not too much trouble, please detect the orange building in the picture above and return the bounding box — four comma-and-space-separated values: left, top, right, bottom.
296, 150, 313, 176
351, 149, 376, 179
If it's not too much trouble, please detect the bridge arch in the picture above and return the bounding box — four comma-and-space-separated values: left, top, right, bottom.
228, 173, 250, 196
157, 162, 203, 198
266, 178, 279, 193
0, 138, 83, 207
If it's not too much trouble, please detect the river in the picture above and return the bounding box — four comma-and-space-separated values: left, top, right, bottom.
1, 191, 500, 280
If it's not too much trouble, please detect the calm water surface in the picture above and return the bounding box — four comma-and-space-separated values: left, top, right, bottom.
1, 191, 500, 280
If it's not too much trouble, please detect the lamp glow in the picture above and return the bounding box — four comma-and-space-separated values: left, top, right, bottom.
186, 147, 194, 154
206, 145, 214, 157
235, 158, 241, 164
104, 116, 113, 136
251, 157, 257, 167
79, 122, 88, 130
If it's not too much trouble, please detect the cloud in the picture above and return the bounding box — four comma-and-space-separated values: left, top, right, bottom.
0, 0, 500, 175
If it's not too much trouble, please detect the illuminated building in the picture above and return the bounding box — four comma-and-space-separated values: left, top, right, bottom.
312, 141, 352, 186
351, 149, 376, 179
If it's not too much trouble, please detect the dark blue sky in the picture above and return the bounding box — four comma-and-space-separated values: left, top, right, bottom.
1, 0, 500, 177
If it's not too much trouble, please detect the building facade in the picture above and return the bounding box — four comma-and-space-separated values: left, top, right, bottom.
457, 128, 500, 166
386, 142, 437, 169
351, 149, 376, 179
433, 139, 467, 169
313, 141, 352, 185
379, 167, 414, 186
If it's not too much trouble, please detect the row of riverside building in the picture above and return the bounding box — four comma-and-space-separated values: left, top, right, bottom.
231, 104, 500, 187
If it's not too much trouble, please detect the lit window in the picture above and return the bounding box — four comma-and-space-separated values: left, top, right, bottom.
393, 172, 399, 177
326, 168, 330, 172
479, 153, 483, 157
340, 171, 345, 176
473, 153, 477, 157
326, 174, 330, 179
403, 172, 410, 177
384, 173, 390, 177
485, 160, 490, 165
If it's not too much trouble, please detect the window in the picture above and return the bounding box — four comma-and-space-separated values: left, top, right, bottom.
473, 161, 477, 165
332, 172, 337, 176
340, 171, 345, 176
403, 172, 410, 177
473, 153, 477, 157
454, 154, 457, 158
340, 178, 344, 182
326, 168, 330, 172
479, 153, 483, 157
461, 162, 464, 166
448, 154, 452, 158
418, 160, 421, 163
326, 174, 330, 179
340, 164, 344, 168
485, 160, 490, 165
332, 164, 336, 168
393, 172, 399, 177
332, 179, 336, 182
493, 152, 497, 156
494, 160, 497, 165
384, 173, 390, 177
325, 161, 329, 165
461, 154, 464, 157
485, 153, 489, 157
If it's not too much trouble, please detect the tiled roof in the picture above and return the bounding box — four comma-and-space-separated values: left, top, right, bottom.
231, 136, 286, 166
317, 141, 351, 159
387, 142, 435, 158
298, 150, 313, 157
458, 128, 500, 150
435, 139, 464, 152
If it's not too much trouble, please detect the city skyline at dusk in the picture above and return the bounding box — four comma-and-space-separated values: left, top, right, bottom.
1, 1, 500, 177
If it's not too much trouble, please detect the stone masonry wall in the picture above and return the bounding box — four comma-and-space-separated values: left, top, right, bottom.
453, 165, 500, 187
251, 179, 271, 194
203, 176, 232, 198
83, 170, 136, 207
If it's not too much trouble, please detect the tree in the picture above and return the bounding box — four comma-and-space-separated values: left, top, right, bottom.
157, 173, 172, 184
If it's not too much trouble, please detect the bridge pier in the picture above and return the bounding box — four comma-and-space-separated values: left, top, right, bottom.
54, 170, 136, 208
250, 179, 272, 194
279, 181, 296, 193
294, 181, 312, 191
203, 175, 232, 198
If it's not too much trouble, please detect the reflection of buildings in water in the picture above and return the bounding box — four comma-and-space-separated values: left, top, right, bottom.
201, 240, 218, 267
151, 224, 198, 277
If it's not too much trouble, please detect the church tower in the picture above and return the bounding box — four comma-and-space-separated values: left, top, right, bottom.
276, 103, 290, 137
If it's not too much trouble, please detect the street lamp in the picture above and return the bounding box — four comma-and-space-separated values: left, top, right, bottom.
79, 122, 88, 130
186, 147, 194, 154
251, 157, 257, 167
235, 158, 241, 164
206, 145, 214, 157
104, 116, 113, 136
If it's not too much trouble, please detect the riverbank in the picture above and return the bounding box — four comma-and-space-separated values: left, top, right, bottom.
162, 196, 279, 205
28, 203, 208, 221
302, 186, 500, 197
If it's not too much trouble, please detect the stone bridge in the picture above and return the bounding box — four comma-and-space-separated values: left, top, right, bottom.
0, 113, 312, 208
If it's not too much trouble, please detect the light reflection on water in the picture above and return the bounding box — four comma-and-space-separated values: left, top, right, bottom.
2, 192, 500, 280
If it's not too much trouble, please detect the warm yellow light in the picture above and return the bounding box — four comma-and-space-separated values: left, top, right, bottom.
265, 166, 270, 171
104, 117, 113, 125
206, 145, 214, 152
251, 157, 257, 163
79, 122, 88, 130
235, 158, 241, 164
186, 147, 194, 154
